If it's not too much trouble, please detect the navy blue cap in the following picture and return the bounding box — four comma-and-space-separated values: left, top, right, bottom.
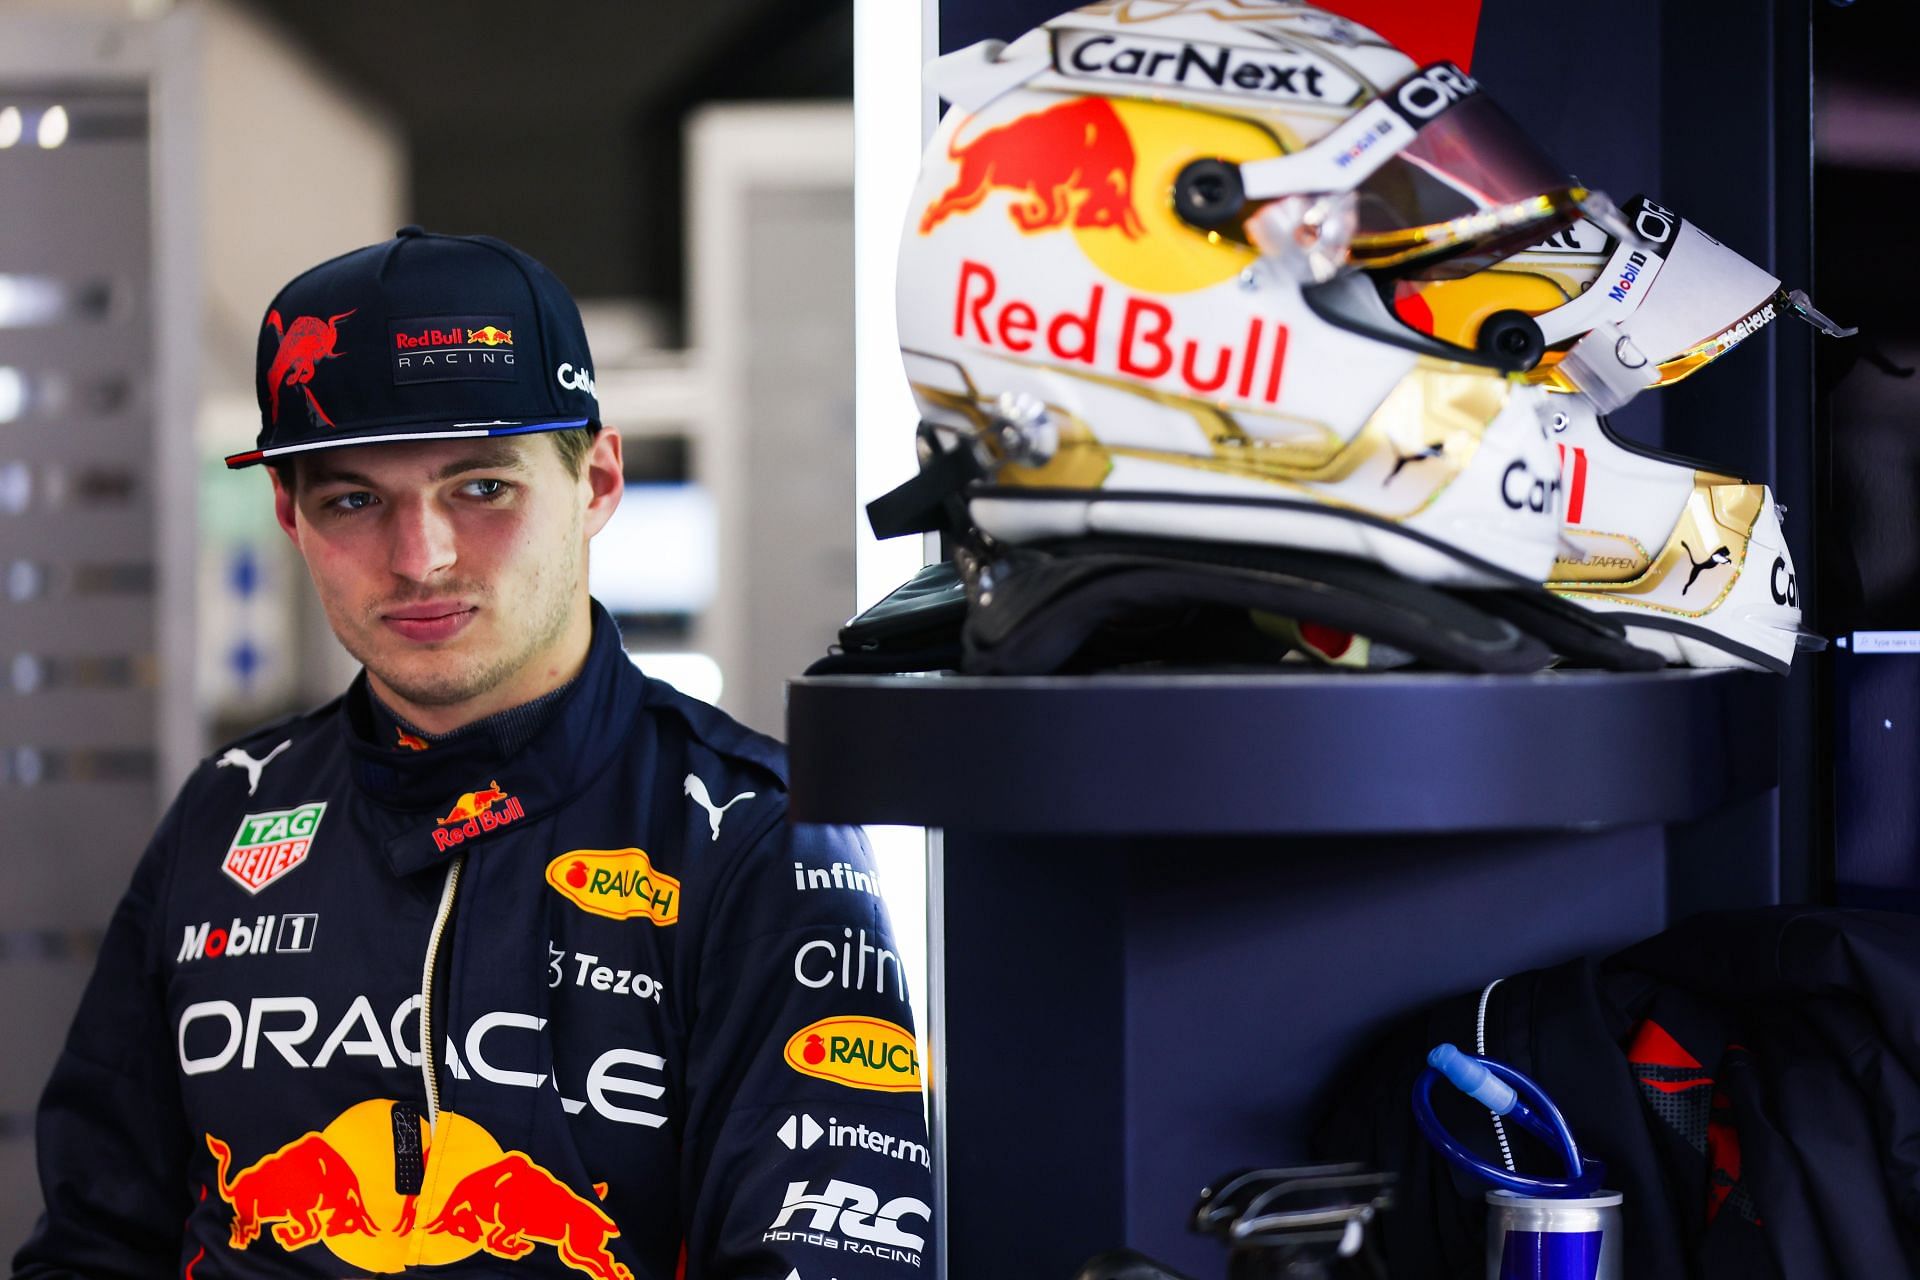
228, 226, 599, 468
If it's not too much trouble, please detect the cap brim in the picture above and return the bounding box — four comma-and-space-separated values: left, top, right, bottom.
224, 417, 592, 469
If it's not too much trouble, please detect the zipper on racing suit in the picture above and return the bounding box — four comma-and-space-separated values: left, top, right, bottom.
419, 853, 466, 1128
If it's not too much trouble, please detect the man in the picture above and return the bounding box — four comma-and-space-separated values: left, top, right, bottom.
14, 228, 934, 1279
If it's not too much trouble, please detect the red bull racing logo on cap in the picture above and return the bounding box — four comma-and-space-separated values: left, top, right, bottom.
389, 313, 519, 385
204, 1101, 634, 1278
432, 780, 525, 852
264, 309, 353, 428
921, 97, 1144, 239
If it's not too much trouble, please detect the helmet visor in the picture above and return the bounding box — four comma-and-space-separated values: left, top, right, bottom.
1347, 95, 1585, 278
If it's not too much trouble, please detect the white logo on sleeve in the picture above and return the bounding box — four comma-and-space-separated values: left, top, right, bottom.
685, 773, 756, 841
764, 1178, 931, 1264
217, 739, 291, 796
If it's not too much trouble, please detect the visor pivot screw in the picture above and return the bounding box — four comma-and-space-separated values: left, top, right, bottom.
1551, 412, 1569, 433
1174, 159, 1245, 232
1478, 310, 1546, 372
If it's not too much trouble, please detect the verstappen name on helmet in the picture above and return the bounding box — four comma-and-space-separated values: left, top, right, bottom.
176, 993, 670, 1127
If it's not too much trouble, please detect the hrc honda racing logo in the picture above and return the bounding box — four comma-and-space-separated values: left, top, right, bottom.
202, 1099, 633, 1278
763, 1178, 932, 1269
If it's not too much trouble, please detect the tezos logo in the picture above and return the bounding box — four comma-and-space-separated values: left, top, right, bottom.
1771, 556, 1798, 607
1388, 62, 1478, 124
222, 802, 326, 894
1501, 459, 1562, 515
764, 1178, 932, 1266
548, 944, 664, 1002
544, 849, 681, 925
784, 1016, 922, 1093
178, 912, 317, 963
556, 362, 596, 396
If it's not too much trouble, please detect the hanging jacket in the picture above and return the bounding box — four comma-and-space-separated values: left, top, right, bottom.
14, 602, 935, 1280
1311, 907, 1920, 1280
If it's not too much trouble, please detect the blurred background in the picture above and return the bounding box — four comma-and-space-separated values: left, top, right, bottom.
0, 0, 932, 1250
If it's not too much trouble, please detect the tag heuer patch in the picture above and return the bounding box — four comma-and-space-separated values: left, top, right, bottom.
222, 802, 326, 894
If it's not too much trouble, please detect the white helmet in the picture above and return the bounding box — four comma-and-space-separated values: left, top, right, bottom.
1358, 195, 1849, 671
893, 0, 1612, 589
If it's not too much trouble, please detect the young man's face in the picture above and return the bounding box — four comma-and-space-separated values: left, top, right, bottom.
271, 431, 623, 720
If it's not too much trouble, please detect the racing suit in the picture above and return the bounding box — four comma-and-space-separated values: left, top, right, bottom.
14, 602, 935, 1280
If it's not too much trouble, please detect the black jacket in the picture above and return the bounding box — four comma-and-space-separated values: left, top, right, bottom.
15, 603, 935, 1280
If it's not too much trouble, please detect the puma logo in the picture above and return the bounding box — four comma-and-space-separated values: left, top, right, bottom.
1385, 441, 1445, 484
1681, 540, 1732, 595
685, 773, 755, 842
216, 739, 291, 796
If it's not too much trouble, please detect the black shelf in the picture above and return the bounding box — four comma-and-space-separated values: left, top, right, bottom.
787, 669, 1780, 835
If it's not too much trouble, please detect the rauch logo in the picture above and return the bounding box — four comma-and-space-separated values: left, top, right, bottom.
544, 849, 681, 925
783, 1016, 922, 1093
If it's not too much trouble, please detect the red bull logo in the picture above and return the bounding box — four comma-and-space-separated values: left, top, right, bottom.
205, 1131, 377, 1250
396, 727, 429, 752
425, 1154, 630, 1280
204, 1101, 634, 1278
433, 780, 526, 851
468, 325, 513, 346
264, 309, 353, 427
921, 97, 1144, 239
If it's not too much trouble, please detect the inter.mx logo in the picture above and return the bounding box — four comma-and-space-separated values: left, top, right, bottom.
222, 801, 326, 894
777, 1113, 931, 1169
178, 913, 317, 963
763, 1178, 931, 1267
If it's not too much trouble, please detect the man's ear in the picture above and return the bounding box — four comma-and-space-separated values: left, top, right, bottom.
582, 427, 624, 540
269, 467, 303, 549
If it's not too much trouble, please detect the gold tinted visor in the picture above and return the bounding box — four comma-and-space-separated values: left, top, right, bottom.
1350, 186, 1588, 275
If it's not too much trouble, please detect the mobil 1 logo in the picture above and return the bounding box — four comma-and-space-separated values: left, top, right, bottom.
178, 912, 318, 964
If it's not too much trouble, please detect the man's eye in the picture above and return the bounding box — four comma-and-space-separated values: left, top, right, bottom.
326, 491, 376, 513
464, 478, 509, 499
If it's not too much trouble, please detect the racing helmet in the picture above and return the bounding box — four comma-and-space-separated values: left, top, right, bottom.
894, 0, 1616, 589
1312, 198, 1849, 672
1388, 194, 1854, 410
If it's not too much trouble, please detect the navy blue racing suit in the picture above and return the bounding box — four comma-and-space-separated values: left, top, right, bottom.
14, 601, 934, 1280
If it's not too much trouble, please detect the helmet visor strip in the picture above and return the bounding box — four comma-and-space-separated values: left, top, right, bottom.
1239, 64, 1586, 278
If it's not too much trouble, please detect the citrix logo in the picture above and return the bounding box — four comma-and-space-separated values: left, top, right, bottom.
556, 362, 596, 395
1771, 556, 1799, 607
793, 927, 909, 1003
765, 1178, 932, 1255
1501, 458, 1562, 514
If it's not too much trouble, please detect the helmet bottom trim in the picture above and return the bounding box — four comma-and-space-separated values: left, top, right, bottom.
969, 486, 1549, 590
1583, 611, 1790, 675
